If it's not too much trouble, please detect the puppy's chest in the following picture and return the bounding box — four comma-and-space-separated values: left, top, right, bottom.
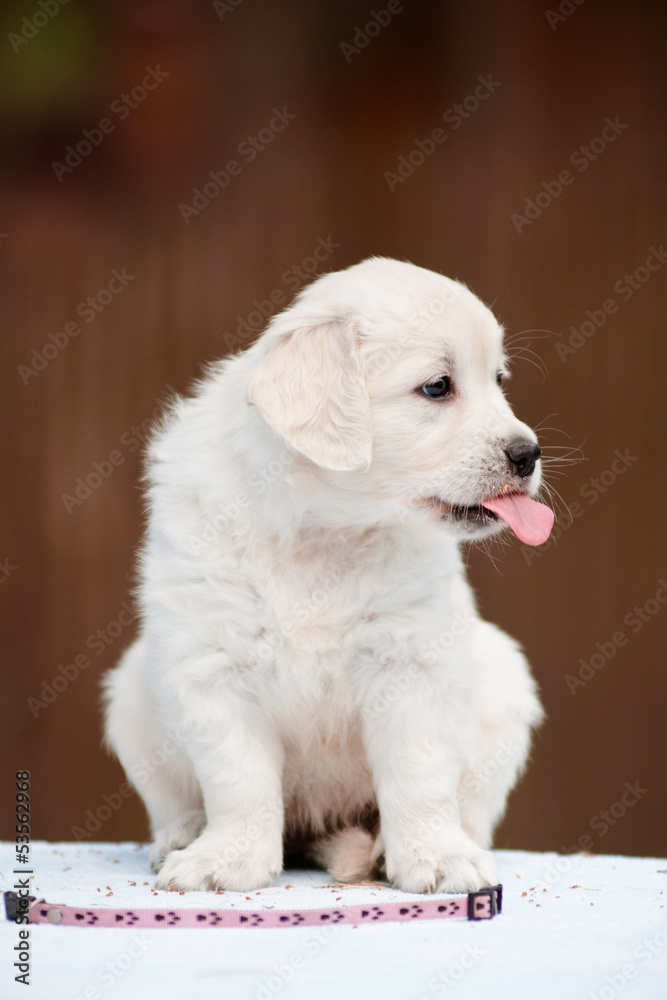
262, 559, 372, 655
244, 541, 455, 674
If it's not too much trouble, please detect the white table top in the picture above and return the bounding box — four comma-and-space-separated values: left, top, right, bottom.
2, 841, 666, 999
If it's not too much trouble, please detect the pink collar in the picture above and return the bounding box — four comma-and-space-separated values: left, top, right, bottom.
7, 885, 502, 927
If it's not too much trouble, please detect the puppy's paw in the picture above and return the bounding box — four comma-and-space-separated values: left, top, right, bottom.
387, 830, 498, 894
431, 848, 498, 894
150, 809, 207, 873
154, 832, 282, 892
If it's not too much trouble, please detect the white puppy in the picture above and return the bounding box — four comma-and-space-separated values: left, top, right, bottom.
103, 257, 552, 895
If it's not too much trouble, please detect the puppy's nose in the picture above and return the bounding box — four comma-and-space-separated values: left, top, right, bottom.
505, 439, 541, 479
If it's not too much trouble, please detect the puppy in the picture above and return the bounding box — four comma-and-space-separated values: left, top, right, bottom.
103, 257, 552, 894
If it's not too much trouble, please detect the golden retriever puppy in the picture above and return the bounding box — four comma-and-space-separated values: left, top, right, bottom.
104, 257, 552, 893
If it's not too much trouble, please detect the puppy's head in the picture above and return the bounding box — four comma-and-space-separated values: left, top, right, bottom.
245, 257, 553, 546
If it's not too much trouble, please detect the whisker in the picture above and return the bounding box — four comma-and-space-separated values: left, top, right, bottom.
532, 414, 568, 434
506, 348, 549, 379
503, 330, 556, 376
469, 534, 506, 575
541, 459, 586, 469
506, 344, 549, 365
541, 451, 586, 462
504, 328, 557, 345
538, 479, 570, 520
539, 470, 568, 481
540, 444, 586, 465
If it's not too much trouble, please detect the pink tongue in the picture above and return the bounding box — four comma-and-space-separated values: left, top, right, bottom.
482, 493, 554, 546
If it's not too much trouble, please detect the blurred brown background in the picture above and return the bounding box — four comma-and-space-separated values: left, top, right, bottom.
2, 0, 666, 858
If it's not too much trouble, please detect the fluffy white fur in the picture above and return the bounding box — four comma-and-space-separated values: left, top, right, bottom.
103, 257, 545, 895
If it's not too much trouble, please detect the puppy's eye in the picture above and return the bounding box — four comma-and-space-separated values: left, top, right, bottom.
496, 372, 504, 387
422, 376, 451, 398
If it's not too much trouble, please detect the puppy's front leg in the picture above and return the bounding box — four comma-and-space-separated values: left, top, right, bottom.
155, 677, 284, 893
361, 663, 498, 894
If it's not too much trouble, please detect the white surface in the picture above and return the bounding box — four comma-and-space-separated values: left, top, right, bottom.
1, 842, 666, 999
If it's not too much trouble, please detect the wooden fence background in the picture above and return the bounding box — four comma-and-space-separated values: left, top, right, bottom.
2, 0, 666, 859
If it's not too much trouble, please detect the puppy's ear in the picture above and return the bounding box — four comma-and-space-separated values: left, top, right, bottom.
245, 316, 372, 472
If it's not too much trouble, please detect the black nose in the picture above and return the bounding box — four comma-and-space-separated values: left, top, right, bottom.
505, 439, 541, 479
